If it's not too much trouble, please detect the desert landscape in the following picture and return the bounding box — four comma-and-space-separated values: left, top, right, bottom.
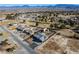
0, 4, 79, 54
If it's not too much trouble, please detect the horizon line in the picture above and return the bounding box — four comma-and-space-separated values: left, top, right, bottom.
0, 4, 79, 7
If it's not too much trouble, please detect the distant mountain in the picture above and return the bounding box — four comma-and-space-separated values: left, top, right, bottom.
0, 5, 30, 8
0, 4, 79, 9
54, 4, 79, 9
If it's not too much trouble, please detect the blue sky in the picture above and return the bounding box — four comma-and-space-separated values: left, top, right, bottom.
0, 4, 56, 6
0, 4, 79, 7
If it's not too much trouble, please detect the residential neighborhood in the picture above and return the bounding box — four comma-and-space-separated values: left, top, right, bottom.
0, 4, 79, 54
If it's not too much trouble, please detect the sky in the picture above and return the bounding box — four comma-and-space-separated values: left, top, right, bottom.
0, 4, 56, 6
0, 4, 79, 7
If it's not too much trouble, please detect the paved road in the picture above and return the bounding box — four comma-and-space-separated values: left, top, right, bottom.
0, 26, 37, 54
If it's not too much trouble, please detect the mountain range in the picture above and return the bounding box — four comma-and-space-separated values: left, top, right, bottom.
0, 4, 79, 11
0, 4, 79, 8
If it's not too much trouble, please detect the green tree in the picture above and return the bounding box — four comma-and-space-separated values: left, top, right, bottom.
6, 14, 14, 19
35, 22, 38, 26
59, 23, 66, 29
